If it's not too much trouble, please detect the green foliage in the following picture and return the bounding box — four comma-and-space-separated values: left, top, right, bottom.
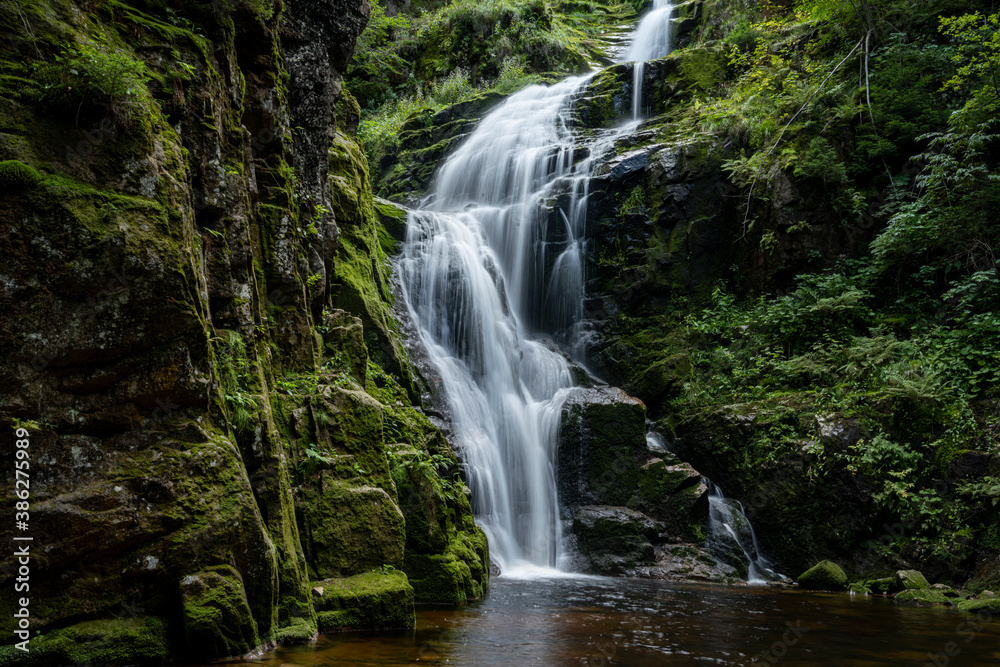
35, 42, 149, 125
351, 1, 411, 82
215, 331, 259, 433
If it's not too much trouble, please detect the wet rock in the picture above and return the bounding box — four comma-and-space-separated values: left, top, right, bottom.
797, 560, 848, 591
573, 505, 660, 575
815, 413, 870, 451
557, 387, 647, 508
895, 588, 951, 607
631, 543, 741, 584
635, 458, 709, 541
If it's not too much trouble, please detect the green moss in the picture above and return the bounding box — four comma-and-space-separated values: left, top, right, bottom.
273, 616, 317, 644
894, 588, 950, 606
956, 597, 1000, 614
676, 47, 724, 92
180, 565, 260, 659
797, 560, 848, 590
0, 160, 42, 190
313, 569, 415, 631
298, 478, 405, 578
0, 617, 169, 667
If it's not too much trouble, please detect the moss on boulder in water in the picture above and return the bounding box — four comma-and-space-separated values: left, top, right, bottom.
797, 560, 848, 591
893, 569, 930, 591
180, 565, 260, 658
313, 569, 415, 631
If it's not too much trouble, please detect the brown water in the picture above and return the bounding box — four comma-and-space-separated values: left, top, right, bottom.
184, 576, 1000, 666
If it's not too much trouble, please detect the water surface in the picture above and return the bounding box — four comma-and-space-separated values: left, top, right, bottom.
183, 576, 999, 666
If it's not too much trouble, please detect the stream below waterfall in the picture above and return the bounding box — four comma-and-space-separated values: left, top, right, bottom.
181, 576, 1000, 666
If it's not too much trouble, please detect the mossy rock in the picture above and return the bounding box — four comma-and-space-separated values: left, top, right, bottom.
0, 617, 169, 666
894, 588, 950, 607
404, 533, 489, 604
273, 616, 317, 644
313, 569, 415, 631
374, 196, 409, 243
298, 478, 406, 578
796, 560, 848, 591
180, 565, 260, 659
893, 569, 930, 591
956, 595, 1000, 614
557, 387, 647, 507
0, 160, 41, 191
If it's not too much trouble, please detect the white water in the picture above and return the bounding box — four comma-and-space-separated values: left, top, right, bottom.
622, 0, 675, 120
399, 4, 677, 576
707, 484, 783, 584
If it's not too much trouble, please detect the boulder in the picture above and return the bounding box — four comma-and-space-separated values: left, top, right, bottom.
180, 566, 261, 658
636, 458, 709, 540
895, 588, 951, 607
558, 387, 647, 508
313, 569, 415, 631
573, 505, 661, 575
893, 569, 930, 592
797, 560, 848, 591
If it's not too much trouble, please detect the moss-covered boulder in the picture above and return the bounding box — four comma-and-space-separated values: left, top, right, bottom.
180, 566, 261, 658
557, 387, 647, 508
894, 588, 951, 607
957, 593, 1000, 614
299, 479, 406, 578
573, 505, 660, 575
0, 618, 168, 667
390, 443, 490, 602
797, 560, 848, 591
893, 569, 930, 592
313, 569, 415, 631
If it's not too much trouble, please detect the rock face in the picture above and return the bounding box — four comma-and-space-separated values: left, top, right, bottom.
0, 0, 486, 663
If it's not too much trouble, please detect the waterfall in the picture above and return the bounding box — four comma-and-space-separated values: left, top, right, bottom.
622, 0, 675, 120
398, 5, 677, 576
706, 483, 783, 584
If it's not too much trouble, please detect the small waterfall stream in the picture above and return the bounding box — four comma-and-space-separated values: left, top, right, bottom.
399, 4, 675, 575
623, 0, 674, 119
707, 483, 783, 584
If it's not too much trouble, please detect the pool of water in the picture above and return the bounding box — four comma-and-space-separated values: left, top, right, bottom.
184, 576, 999, 666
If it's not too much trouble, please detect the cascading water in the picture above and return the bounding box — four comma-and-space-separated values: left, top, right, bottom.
398, 4, 677, 576
622, 0, 674, 120
707, 483, 783, 584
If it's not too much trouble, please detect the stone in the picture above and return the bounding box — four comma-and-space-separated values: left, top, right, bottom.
313, 570, 415, 631
636, 458, 709, 540
893, 569, 930, 591
894, 588, 951, 607
180, 566, 260, 658
573, 505, 661, 575
796, 560, 848, 591
557, 387, 648, 508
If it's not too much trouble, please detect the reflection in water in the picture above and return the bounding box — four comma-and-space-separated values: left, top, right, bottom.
180, 576, 1000, 666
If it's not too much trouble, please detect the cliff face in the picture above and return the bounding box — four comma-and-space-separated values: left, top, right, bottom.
0, 0, 486, 663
